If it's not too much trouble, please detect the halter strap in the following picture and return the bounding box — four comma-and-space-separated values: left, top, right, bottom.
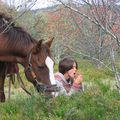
25, 52, 59, 92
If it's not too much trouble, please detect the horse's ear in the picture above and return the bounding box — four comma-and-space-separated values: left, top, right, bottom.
46, 37, 54, 48
33, 39, 43, 54
37, 39, 43, 47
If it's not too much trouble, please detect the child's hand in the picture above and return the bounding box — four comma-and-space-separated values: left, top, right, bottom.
74, 73, 83, 85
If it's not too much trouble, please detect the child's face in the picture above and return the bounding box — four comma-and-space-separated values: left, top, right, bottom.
67, 62, 77, 78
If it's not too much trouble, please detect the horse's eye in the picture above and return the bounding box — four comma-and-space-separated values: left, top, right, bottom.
38, 66, 45, 69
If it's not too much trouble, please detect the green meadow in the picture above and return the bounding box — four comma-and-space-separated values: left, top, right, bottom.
0, 60, 120, 120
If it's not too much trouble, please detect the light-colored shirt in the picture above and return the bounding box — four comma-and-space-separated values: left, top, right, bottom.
54, 72, 83, 96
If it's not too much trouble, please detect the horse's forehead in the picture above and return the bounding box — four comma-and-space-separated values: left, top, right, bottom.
45, 56, 54, 67
33, 46, 51, 66
39, 45, 50, 59
45, 56, 56, 85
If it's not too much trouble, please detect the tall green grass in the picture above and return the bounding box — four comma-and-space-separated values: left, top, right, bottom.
0, 90, 120, 120
0, 60, 119, 120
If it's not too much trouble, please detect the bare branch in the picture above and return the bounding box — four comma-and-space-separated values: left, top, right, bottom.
63, 44, 113, 72
56, 0, 120, 46
0, 0, 37, 35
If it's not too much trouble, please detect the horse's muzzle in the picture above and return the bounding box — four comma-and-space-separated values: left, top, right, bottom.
36, 84, 60, 92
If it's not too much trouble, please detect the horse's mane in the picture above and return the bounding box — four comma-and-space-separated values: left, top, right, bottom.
0, 13, 36, 46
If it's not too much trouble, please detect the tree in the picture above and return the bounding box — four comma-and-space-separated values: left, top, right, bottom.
55, 0, 120, 92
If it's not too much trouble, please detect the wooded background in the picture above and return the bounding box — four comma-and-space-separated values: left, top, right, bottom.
1, 0, 120, 91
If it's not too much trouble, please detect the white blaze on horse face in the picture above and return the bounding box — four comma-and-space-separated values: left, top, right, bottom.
45, 56, 56, 85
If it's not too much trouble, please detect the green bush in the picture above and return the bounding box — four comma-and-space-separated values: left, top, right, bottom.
0, 60, 120, 120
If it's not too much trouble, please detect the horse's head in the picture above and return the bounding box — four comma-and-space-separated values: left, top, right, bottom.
25, 37, 57, 92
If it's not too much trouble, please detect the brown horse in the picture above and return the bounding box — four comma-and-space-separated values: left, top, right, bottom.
0, 13, 57, 102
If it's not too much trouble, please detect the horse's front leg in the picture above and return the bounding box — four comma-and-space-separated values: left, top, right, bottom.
0, 72, 6, 102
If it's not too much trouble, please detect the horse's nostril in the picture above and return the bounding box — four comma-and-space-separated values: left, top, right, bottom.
36, 84, 46, 92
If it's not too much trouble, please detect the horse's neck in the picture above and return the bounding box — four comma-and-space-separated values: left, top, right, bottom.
0, 35, 36, 55
0, 55, 27, 65
0, 37, 37, 66
20, 42, 35, 56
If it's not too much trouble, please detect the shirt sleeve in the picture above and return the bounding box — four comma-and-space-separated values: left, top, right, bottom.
55, 80, 82, 96
55, 80, 68, 96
